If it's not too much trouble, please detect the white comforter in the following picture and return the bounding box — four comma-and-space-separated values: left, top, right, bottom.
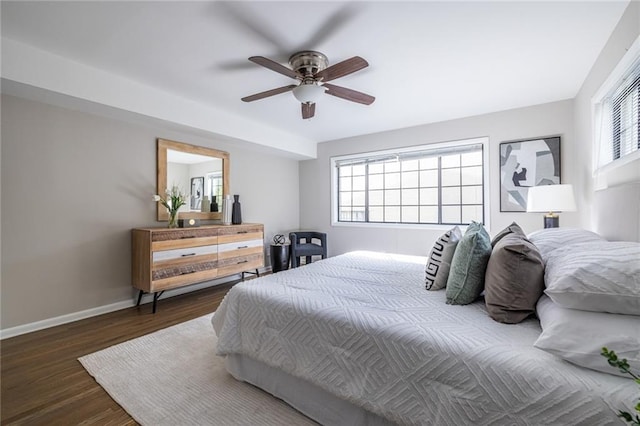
213, 251, 636, 425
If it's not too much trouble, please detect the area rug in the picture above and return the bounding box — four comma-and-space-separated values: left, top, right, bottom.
78, 314, 316, 425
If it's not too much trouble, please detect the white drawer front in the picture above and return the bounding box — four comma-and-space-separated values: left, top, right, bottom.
153, 244, 217, 262
218, 239, 263, 253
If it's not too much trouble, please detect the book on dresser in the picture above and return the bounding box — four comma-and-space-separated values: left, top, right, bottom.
131, 223, 264, 312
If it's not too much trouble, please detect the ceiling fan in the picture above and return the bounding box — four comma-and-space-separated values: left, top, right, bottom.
241, 51, 375, 119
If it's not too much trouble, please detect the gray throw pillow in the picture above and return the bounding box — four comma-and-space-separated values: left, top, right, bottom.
484, 233, 544, 323
491, 222, 525, 247
425, 226, 462, 290
446, 222, 492, 305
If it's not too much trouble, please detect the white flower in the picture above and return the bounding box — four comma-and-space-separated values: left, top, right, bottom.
153, 185, 187, 214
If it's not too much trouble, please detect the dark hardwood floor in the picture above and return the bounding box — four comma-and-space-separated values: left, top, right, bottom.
1, 281, 238, 425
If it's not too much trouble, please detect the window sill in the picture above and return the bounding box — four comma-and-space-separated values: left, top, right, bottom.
331, 220, 474, 233
594, 149, 640, 176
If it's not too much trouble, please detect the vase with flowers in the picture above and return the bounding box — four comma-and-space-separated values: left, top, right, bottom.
153, 185, 188, 228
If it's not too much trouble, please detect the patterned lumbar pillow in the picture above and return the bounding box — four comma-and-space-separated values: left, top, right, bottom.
446, 222, 492, 305
425, 226, 462, 290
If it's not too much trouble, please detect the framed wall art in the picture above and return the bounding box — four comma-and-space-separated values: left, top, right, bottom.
499, 136, 561, 212
190, 176, 204, 210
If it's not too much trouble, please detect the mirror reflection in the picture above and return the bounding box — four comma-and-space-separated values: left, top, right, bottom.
157, 138, 230, 222
166, 149, 223, 212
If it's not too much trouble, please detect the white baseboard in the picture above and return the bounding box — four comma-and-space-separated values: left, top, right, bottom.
0, 299, 134, 340
0, 267, 271, 340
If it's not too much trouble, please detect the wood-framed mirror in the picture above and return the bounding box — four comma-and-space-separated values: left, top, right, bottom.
157, 138, 230, 222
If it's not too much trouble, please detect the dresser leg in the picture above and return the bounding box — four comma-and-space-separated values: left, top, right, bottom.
241, 269, 260, 281
152, 291, 164, 314
136, 290, 144, 307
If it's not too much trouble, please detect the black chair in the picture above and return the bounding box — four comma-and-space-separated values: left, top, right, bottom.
289, 231, 327, 268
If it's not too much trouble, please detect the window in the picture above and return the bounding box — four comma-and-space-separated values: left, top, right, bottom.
611, 72, 639, 160
332, 138, 488, 226
206, 172, 223, 203
594, 36, 640, 173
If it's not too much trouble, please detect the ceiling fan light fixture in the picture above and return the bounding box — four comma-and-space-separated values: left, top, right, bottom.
292, 83, 325, 104
242, 52, 374, 119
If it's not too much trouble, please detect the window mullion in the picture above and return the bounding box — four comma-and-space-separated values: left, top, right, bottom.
399, 161, 403, 224
437, 157, 443, 225
459, 162, 463, 223
336, 165, 342, 222
365, 163, 370, 223
637, 84, 640, 150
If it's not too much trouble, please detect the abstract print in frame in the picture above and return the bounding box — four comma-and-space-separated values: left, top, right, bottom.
499, 136, 561, 212
190, 176, 205, 210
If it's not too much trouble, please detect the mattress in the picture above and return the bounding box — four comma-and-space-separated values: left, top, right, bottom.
213, 251, 637, 425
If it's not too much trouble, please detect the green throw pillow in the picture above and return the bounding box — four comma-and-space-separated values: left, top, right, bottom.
446, 222, 492, 305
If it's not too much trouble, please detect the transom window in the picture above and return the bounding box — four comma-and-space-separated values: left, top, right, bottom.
332, 138, 487, 226
611, 71, 639, 161
594, 35, 640, 173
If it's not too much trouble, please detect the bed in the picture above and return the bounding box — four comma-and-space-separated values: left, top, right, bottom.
213, 249, 638, 425
213, 183, 640, 425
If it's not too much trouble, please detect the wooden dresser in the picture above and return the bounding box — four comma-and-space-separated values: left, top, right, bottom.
132, 223, 264, 312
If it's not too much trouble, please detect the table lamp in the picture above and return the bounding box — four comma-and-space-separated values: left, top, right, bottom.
526, 184, 576, 228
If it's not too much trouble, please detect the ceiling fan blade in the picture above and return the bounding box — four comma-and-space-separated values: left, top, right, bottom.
294, 3, 360, 52
242, 85, 297, 102
315, 56, 368, 82
302, 102, 316, 119
323, 83, 375, 105
249, 56, 301, 80
215, 2, 289, 54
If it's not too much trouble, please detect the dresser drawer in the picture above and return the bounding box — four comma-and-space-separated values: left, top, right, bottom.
153, 258, 216, 278
151, 228, 218, 241
217, 239, 262, 253
217, 225, 263, 236
152, 267, 218, 291
153, 244, 218, 262
217, 253, 264, 277
152, 236, 218, 251
217, 231, 263, 245
218, 246, 262, 261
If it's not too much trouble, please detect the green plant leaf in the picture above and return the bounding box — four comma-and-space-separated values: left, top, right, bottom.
620, 412, 633, 422
602, 348, 640, 424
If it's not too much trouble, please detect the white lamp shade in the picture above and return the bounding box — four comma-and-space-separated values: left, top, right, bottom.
527, 184, 577, 213
292, 83, 324, 104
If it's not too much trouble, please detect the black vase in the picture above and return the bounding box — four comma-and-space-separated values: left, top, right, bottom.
231, 194, 242, 224
210, 196, 219, 212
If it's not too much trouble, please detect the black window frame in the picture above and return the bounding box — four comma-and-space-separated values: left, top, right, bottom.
334, 141, 486, 226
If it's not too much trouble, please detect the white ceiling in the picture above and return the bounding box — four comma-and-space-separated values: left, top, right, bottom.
0, 1, 629, 158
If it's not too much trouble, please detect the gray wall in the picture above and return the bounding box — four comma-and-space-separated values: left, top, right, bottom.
1, 94, 300, 329
299, 100, 577, 257
573, 0, 640, 230
298, 1, 640, 258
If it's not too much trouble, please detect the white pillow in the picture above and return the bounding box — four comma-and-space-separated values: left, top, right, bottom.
544, 241, 640, 316
535, 295, 640, 377
527, 227, 604, 263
